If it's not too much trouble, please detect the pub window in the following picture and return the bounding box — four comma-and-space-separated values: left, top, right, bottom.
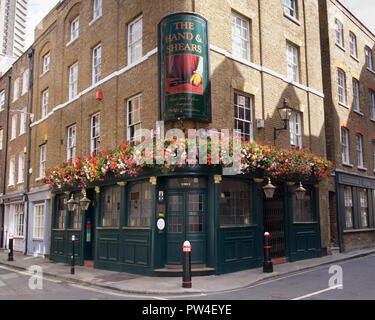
292, 188, 314, 222
101, 185, 121, 227
56, 197, 66, 229
344, 186, 353, 229
220, 179, 251, 226
71, 194, 83, 229
128, 181, 152, 227
359, 188, 369, 228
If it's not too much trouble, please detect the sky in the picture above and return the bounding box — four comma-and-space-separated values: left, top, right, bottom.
25, 0, 375, 48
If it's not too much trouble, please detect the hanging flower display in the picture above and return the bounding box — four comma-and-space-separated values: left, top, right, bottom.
42, 135, 334, 190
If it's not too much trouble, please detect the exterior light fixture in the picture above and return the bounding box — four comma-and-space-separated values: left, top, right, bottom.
79, 189, 91, 211
67, 194, 78, 211
273, 98, 294, 143
263, 177, 276, 199
295, 182, 307, 201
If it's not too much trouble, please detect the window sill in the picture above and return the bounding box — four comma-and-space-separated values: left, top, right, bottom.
339, 102, 350, 109
17, 181, 24, 185
350, 54, 360, 62
353, 110, 363, 116
335, 43, 346, 52
344, 228, 375, 233
358, 166, 367, 171
283, 12, 301, 26
66, 37, 78, 47
40, 70, 49, 78
342, 162, 354, 168
32, 238, 44, 241
89, 14, 102, 26
367, 67, 375, 75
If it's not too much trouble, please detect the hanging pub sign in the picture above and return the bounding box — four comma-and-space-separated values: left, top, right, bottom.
159, 12, 211, 122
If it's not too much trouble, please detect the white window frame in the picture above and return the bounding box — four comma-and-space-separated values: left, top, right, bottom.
373, 141, 375, 172
19, 108, 26, 135
335, 19, 344, 47
11, 114, 17, 140
290, 111, 302, 149
39, 144, 46, 178
365, 47, 373, 70
42, 89, 49, 118
234, 92, 253, 142
69, 63, 78, 100
341, 127, 350, 165
42, 52, 50, 74
92, 44, 102, 84
370, 89, 375, 121
18, 153, 24, 184
0, 90, 5, 111
352, 79, 360, 112
90, 113, 100, 155
127, 94, 142, 142
231, 12, 251, 62
286, 42, 299, 83
33, 203, 45, 240
128, 16, 143, 65
356, 133, 364, 168
338, 69, 347, 105
13, 77, 20, 102
284, 0, 297, 18
70, 16, 79, 42
67, 124, 76, 161
0, 129, 3, 150
14, 204, 25, 237
93, 0, 102, 20
349, 32, 357, 58
22, 69, 29, 95
9, 157, 15, 186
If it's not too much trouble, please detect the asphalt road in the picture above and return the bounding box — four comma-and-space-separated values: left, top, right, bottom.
0, 254, 374, 301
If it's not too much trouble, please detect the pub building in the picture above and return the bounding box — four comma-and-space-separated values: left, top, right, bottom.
36, 0, 330, 276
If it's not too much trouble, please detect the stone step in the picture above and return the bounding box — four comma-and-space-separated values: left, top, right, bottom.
154, 267, 215, 277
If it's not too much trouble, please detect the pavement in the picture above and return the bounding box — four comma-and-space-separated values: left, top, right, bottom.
0, 248, 374, 296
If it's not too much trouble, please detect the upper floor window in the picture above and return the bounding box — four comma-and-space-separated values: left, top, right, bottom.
42, 52, 50, 74
234, 92, 253, 141
39, 144, 47, 178
69, 63, 78, 100
365, 47, 373, 70
70, 16, 79, 42
341, 127, 350, 165
356, 133, 364, 168
18, 153, 24, 184
0, 90, 5, 111
11, 114, 17, 140
127, 94, 142, 142
231, 12, 250, 61
22, 69, 29, 95
286, 42, 299, 83
337, 68, 347, 105
9, 157, 15, 186
92, 44, 102, 84
369, 89, 375, 121
335, 19, 344, 47
42, 89, 49, 118
373, 141, 375, 171
19, 108, 26, 135
93, 0, 102, 20
67, 124, 76, 162
349, 32, 357, 58
0, 129, 3, 150
128, 16, 143, 64
290, 111, 302, 149
352, 79, 360, 112
13, 77, 20, 101
284, 0, 297, 19
90, 113, 100, 155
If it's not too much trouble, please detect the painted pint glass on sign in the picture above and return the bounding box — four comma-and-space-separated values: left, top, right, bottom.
159, 13, 211, 122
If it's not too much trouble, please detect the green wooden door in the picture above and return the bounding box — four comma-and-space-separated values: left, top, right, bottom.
166, 190, 206, 265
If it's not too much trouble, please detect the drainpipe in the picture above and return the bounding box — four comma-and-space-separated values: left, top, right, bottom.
24, 48, 35, 255
1, 74, 11, 248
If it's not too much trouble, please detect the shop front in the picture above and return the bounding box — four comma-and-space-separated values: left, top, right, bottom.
49, 168, 323, 276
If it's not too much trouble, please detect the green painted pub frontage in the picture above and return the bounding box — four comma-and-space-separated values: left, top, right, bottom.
49, 167, 323, 276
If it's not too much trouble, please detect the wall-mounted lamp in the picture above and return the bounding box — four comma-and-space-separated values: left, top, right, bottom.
273, 98, 294, 144
295, 182, 307, 201
263, 177, 276, 199
79, 189, 91, 211
67, 194, 78, 211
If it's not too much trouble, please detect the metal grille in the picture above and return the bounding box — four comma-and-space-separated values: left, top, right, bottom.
263, 190, 286, 259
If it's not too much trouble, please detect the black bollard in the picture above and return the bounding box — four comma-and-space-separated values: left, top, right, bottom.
263, 232, 273, 273
8, 234, 14, 261
182, 240, 192, 288
71, 235, 75, 275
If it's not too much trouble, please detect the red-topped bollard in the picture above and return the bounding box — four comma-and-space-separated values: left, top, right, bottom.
8, 233, 14, 261
71, 235, 76, 275
263, 232, 273, 273
182, 240, 192, 288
